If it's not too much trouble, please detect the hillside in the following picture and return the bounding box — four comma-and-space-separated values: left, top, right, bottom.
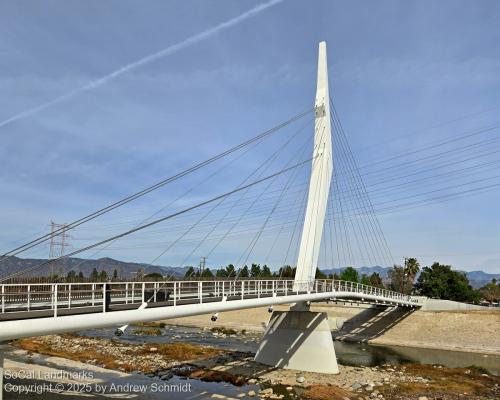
0, 256, 189, 279
0, 257, 497, 286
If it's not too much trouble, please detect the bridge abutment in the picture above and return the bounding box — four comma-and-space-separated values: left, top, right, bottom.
254, 309, 339, 374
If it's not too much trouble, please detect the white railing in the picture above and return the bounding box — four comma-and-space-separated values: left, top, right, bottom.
0, 279, 421, 317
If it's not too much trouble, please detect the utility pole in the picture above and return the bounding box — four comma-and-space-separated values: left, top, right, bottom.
48, 221, 70, 279
402, 257, 408, 294
199, 256, 207, 277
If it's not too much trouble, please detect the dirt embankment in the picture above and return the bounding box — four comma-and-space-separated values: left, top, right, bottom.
163, 304, 500, 354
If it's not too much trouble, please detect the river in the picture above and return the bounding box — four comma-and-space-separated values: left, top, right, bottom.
80, 324, 500, 376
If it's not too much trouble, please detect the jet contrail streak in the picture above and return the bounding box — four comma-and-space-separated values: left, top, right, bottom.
0, 0, 284, 129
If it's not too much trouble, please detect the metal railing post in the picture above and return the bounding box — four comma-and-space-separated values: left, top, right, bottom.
27, 285, 31, 312
68, 284, 72, 309
125, 282, 129, 304
241, 281, 245, 300
92, 283, 95, 306
141, 282, 145, 303
102, 284, 106, 313
1, 285, 4, 313
199, 281, 202, 304
54, 284, 58, 317
173, 282, 177, 306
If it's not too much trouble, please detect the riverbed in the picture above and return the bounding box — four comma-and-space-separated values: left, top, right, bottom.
79, 324, 500, 375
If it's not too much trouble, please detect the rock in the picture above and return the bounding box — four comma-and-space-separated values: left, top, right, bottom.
211, 395, 226, 399
260, 388, 273, 395
418, 397, 428, 400
160, 373, 173, 380
247, 390, 256, 397
342, 397, 350, 400
149, 347, 158, 352
286, 387, 293, 392
237, 394, 246, 398
351, 383, 362, 390
296, 376, 305, 384
248, 379, 257, 384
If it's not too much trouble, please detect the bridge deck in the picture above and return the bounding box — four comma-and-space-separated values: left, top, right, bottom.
1, 279, 420, 321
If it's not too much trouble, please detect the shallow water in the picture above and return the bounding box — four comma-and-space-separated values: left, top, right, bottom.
79, 324, 500, 376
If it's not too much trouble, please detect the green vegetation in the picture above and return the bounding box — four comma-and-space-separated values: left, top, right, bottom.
210, 327, 237, 335
478, 278, 500, 303
340, 266, 359, 283
389, 258, 420, 294
132, 327, 163, 336
415, 262, 479, 303
144, 272, 163, 280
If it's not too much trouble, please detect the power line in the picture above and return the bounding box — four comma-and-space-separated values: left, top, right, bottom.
0, 157, 313, 282
0, 108, 312, 262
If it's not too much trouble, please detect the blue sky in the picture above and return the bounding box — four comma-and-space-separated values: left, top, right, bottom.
0, 0, 499, 273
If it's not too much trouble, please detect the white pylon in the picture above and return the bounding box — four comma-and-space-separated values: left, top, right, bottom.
294, 41, 333, 289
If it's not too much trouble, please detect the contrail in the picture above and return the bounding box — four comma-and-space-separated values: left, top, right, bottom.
0, 0, 284, 129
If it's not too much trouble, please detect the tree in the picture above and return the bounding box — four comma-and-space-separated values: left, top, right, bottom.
261, 265, 272, 278
77, 271, 84, 281
99, 270, 108, 281
184, 266, 196, 279
315, 269, 327, 279
112, 269, 118, 280
369, 272, 383, 288
201, 268, 214, 278
216, 268, 227, 278
405, 258, 420, 279
90, 268, 99, 282
278, 265, 295, 278
66, 270, 76, 282
239, 265, 249, 278
225, 264, 236, 277
388, 265, 405, 292
340, 266, 359, 283
144, 272, 163, 281
360, 274, 370, 285
478, 279, 500, 303
415, 262, 480, 303
250, 263, 261, 278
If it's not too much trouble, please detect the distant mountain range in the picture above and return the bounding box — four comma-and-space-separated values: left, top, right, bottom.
1, 257, 498, 288
0, 256, 189, 280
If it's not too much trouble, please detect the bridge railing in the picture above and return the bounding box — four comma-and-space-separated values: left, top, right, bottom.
0, 279, 420, 317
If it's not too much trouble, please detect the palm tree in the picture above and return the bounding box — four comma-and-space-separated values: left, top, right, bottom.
403, 257, 420, 294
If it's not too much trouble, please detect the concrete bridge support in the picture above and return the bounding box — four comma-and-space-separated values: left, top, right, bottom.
254, 308, 339, 374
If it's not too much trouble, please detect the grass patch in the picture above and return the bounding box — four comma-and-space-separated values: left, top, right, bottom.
132, 328, 162, 336
379, 364, 499, 399
142, 343, 223, 361
210, 327, 237, 335
303, 385, 360, 400
15, 338, 136, 372
185, 369, 247, 386
132, 321, 166, 328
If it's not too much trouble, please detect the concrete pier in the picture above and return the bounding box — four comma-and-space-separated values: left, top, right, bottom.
254, 310, 339, 374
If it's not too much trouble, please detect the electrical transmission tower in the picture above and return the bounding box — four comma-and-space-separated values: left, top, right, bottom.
48, 221, 70, 278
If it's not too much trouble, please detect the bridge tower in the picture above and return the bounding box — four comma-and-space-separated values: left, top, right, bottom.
294, 41, 333, 289
255, 41, 339, 374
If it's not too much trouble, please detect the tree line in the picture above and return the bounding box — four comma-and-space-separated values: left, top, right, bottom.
30, 260, 500, 305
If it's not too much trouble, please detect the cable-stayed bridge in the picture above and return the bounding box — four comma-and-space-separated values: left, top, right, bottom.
0, 42, 424, 374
